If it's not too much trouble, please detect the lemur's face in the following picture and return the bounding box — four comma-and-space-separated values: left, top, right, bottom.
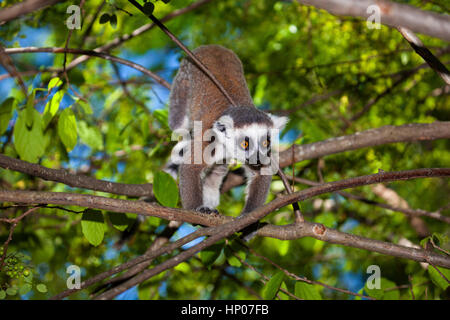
212, 114, 287, 166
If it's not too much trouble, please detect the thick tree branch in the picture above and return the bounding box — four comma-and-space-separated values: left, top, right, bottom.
0, 154, 153, 198
296, 0, 450, 41
0, 0, 65, 23
280, 121, 450, 167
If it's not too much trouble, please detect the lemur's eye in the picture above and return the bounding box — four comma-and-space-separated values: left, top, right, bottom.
240, 140, 249, 150
262, 139, 270, 148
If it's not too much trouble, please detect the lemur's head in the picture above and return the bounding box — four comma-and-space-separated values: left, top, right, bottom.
212, 106, 288, 166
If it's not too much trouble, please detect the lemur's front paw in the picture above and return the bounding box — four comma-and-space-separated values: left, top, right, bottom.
195, 206, 219, 215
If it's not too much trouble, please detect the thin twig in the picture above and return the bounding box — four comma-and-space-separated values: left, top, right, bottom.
127, 0, 237, 107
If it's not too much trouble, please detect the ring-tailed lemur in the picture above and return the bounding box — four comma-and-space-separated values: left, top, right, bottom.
165, 45, 287, 237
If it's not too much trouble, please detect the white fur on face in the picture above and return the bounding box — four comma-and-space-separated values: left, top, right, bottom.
213, 123, 279, 165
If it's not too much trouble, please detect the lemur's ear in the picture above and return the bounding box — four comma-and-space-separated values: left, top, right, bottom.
214, 115, 234, 133
269, 114, 288, 131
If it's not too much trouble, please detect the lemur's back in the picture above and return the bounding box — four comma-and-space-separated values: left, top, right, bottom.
169, 45, 255, 131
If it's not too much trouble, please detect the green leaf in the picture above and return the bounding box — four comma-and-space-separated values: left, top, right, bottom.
428, 266, 450, 290
419, 236, 430, 248
364, 277, 399, 300
36, 284, 47, 293
78, 120, 103, 150
262, 271, 284, 300
225, 242, 246, 267
47, 77, 62, 91
104, 87, 122, 110
109, 14, 117, 28
143, 2, 155, 15
107, 212, 130, 232
153, 171, 179, 207
81, 210, 106, 246
278, 282, 290, 300
294, 282, 322, 300
77, 100, 93, 115
226, 255, 242, 267
57, 108, 78, 151
99, 13, 110, 24
0, 97, 16, 135
43, 90, 64, 128
200, 242, 224, 267
153, 109, 169, 128
174, 262, 191, 274
25, 91, 36, 127
0, 290, 5, 299
14, 109, 46, 163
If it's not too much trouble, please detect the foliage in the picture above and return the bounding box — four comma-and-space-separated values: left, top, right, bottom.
0, 0, 449, 300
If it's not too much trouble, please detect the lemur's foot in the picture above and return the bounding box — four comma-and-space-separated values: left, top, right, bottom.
195, 206, 219, 214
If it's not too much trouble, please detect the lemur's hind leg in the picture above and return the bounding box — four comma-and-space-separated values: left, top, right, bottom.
242, 167, 273, 214
199, 164, 229, 213
241, 167, 273, 241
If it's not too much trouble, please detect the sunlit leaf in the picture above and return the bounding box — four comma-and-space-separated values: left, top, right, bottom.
262, 271, 284, 300
57, 108, 77, 151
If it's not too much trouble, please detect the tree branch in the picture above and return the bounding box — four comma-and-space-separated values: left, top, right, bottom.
93, 167, 450, 299
1, 168, 449, 268
296, 0, 450, 41
0, 0, 65, 23
127, 0, 237, 107
64, 0, 214, 73
280, 121, 450, 167
4, 47, 170, 89
0, 154, 153, 198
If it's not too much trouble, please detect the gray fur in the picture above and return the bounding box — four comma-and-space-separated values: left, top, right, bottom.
221, 106, 272, 127
168, 58, 191, 130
